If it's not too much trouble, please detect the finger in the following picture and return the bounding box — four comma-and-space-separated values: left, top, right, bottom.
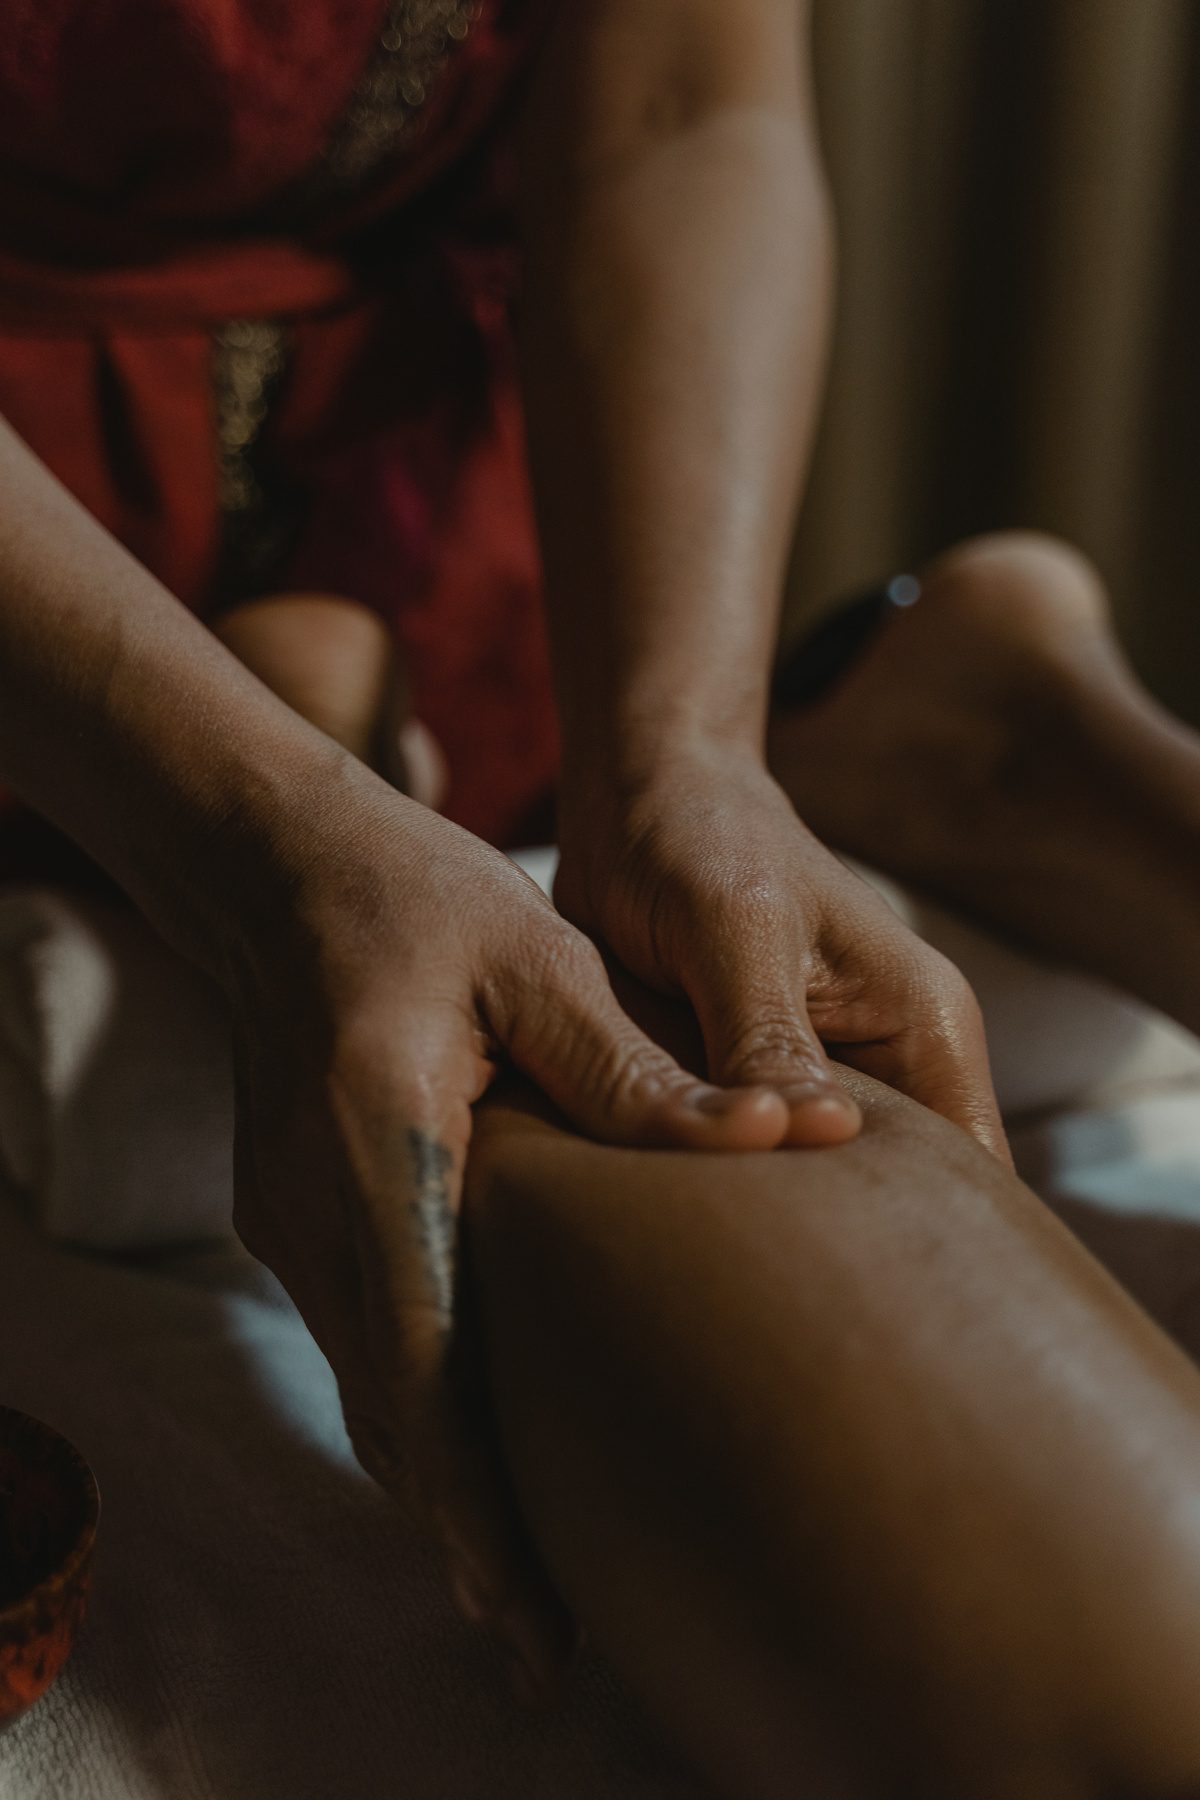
676, 934, 863, 1147
834, 993, 1014, 1159
489, 926, 793, 1151
829, 978, 1011, 1165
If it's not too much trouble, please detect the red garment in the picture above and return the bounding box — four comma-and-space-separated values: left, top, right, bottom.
0, 0, 559, 849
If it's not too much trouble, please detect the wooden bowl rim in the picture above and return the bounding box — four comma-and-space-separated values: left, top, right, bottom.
0, 1404, 101, 1631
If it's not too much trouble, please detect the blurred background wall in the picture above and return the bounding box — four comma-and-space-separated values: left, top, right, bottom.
787, 0, 1200, 725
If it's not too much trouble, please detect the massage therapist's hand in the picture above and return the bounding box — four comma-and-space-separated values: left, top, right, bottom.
224, 763, 795, 1697
554, 741, 1008, 1160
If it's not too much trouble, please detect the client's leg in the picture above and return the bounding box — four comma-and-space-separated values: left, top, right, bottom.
466, 1066, 1200, 1799
768, 534, 1200, 1033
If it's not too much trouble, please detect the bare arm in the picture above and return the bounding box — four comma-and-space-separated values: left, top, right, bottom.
467, 1059, 1200, 1797
521, 0, 829, 765
520, 0, 1005, 1158
0, 414, 335, 966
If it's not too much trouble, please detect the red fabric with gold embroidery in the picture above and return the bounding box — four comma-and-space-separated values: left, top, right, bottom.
0, 0, 559, 850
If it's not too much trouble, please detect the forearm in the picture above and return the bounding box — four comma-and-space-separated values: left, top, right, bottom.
519, 0, 831, 794
467, 1070, 1200, 1797
0, 416, 366, 974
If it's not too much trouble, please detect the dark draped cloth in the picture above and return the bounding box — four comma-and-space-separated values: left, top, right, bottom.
0, 0, 560, 851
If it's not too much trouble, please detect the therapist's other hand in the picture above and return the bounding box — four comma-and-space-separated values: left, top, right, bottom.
223, 768, 793, 1700
555, 741, 1007, 1161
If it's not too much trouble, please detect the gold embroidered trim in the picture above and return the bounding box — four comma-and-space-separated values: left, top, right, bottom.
210, 6, 482, 570
322, 0, 482, 186
212, 319, 288, 513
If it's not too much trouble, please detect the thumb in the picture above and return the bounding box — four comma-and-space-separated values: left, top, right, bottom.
686, 952, 862, 1148
493, 928, 792, 1151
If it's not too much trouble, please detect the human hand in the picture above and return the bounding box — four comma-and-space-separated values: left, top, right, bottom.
221, 762, 797, 1699
555, 742, 1007, 1158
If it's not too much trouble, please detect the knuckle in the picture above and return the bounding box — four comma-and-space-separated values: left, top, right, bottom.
582, 1031, 675, 1116
897, 965, 993, 1090
499, 925, 628, 1070
721, 1011, 821, 1079
547, 1013, 686, 1128
538, 918, 607, 987
914, 944, 985, 1032
714, 882, 793, 945
505, 917, 605, 1015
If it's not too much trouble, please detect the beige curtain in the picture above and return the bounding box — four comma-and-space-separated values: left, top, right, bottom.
787, 0, 1199, 724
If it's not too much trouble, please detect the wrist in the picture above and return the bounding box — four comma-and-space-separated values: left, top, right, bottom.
209, 750, 427, 981
561, 719, 767, 801
556, 731, 777, 874
552, 625, 774, 795
126, 710, 381, 991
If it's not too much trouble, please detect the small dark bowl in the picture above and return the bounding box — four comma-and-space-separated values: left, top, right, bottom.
0, 1406, 99, 1731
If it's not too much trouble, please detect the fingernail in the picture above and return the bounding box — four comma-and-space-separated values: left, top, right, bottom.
780, 1084, 863, 1145
688, 1086, 740, 1117
687, 1085, 777, 1118
780, 1082, 857, 1115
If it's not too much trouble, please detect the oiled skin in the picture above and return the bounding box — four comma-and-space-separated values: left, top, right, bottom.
466, 1066, 1200, 1800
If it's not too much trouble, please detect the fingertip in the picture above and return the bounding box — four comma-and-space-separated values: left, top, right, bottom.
663, 1084, 791, 1150
779, 1086, 863, 1148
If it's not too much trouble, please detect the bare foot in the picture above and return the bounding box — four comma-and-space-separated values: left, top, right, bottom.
769, 532, 1200, 1033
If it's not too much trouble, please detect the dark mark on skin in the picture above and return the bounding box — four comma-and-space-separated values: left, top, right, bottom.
407, 1127, 456, 1326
